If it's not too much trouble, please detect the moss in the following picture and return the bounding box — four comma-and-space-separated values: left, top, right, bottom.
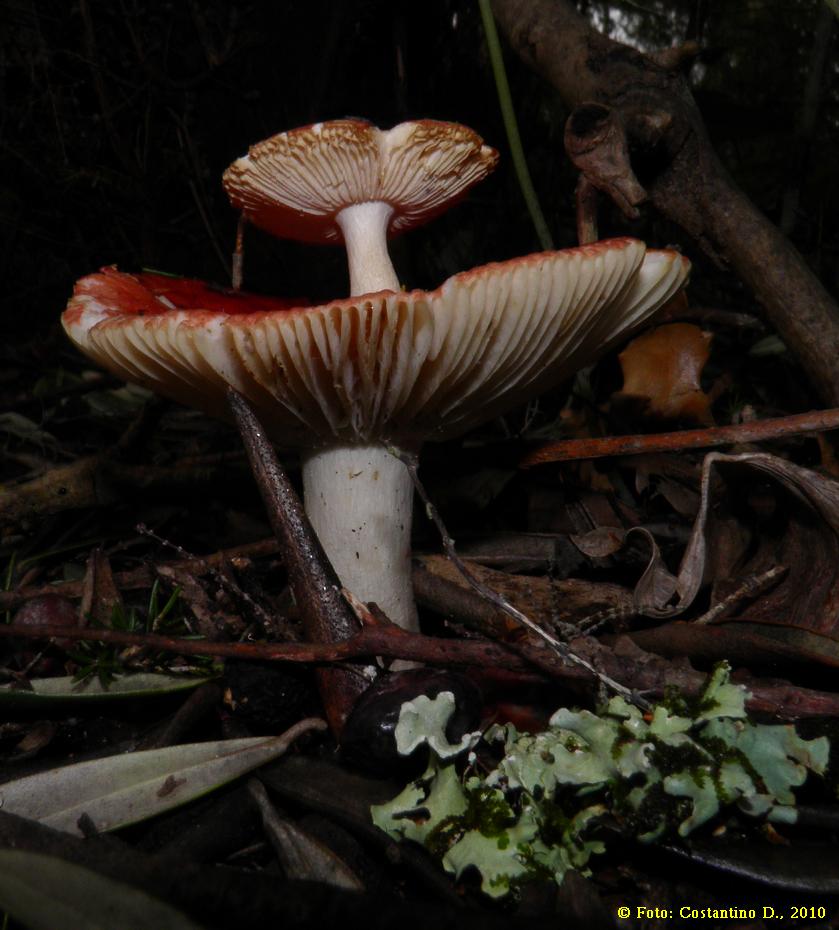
613, 727, 636, 761
425, 815, 467, 859
514, 844, 555, 884
621, 781, 687, 838
466, 785, 516, 837
660, 684, 692, 718
648, 734, 709, 776
426, 783, 515, 858
697, 733, 763, 789
537, 797, 573, 844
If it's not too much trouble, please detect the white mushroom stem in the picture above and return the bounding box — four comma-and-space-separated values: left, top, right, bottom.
301, 443, 418, 633
308, 204, 414, 642
336, 201, 399, 296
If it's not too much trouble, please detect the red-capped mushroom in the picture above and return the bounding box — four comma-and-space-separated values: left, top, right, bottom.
223, 119, 499, 296
63, 119, 690, 638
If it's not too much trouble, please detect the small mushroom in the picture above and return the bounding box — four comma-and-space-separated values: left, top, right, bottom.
222, 119, 499, 296
63, 119, 690, 638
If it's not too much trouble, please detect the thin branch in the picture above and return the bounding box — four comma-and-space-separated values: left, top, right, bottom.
4, 619, 839, 719
390, 447, 649, 708
520, 407, 839, 467
491, 0, 839, 405
227, 387, 368, 733
0, 538, 280, 611
0, 620, 531, 670
693, 565, 787, 625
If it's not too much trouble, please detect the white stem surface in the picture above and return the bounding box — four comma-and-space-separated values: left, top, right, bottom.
302, 444, 418, 633
336, 201, 399, 296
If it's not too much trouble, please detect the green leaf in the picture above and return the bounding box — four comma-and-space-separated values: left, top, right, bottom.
0, 717, 325, 835
0, 673, 214, 705
0, 850, 203, 930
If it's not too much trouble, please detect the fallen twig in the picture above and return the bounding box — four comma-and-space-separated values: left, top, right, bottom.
0, 538, 281, 612
227, 387, 369, 734
520, 407, 839, 467
0, 449, 245, 531
392, 447, 650, 709
0, 620, 530, 669
2, 621, 839, 719
492, 0, 839, 404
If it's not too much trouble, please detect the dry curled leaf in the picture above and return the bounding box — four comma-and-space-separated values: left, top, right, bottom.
613, 322, 714, 426
632, 452, 839, 635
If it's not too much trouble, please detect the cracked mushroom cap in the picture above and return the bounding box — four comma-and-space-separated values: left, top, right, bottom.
63, 239, 689, 446
222, 119, 499, 244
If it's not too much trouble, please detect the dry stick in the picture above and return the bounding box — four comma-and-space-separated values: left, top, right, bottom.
0, 448, 244, 532
232, 214, 246, 291
226, 387, 369, 734
520, 407, 839, 467
0, 538, 280, 612
390, 448, 650, 710
693, 565, 787, 626
491, 0, 839, 405
136, 523, 275, 630
0, 621, 531, 670
6, 618, 839, 719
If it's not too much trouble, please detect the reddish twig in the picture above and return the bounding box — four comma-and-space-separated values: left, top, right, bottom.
0, 621, 528, 670
0, 538, 281, 612
520, 407, 839, 467
4, 621, 839, 720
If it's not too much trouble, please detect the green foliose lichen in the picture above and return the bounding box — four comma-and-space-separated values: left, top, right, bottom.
371, 663, 828, 899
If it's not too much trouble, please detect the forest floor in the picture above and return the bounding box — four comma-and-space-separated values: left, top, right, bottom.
2, 294, 839, 929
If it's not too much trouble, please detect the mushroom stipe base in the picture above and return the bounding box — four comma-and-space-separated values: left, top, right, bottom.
302, 444, 418, 634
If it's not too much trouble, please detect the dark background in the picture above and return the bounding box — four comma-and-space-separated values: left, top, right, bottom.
2, 0, 837, 344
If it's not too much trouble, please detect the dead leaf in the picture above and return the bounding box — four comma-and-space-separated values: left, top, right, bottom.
570, 526, 626, 558
632, 452, 839, 636
79, 549, 123, 629
613, 322, 714, 425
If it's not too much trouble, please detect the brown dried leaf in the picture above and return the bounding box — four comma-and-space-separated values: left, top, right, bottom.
570, 526, 626, 558
633, 452, 839, 634
79, 549, 123, 629
613, 322, 714, 425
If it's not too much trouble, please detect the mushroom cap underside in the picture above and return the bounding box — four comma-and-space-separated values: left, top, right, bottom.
63, 238, 690, 445
223, 118, 499, 244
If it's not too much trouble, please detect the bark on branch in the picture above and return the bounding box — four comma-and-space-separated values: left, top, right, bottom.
491, 0, 839, 404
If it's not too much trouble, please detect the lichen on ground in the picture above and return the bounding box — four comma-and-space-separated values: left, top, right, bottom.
371, 664, 830, 898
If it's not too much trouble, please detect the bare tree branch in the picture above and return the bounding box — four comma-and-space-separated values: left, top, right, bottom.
492, 0, 839, 405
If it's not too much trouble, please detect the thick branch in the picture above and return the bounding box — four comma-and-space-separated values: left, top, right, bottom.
492, 0, 839, 405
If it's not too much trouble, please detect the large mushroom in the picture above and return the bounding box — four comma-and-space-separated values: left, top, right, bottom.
63, 118, 690, 637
